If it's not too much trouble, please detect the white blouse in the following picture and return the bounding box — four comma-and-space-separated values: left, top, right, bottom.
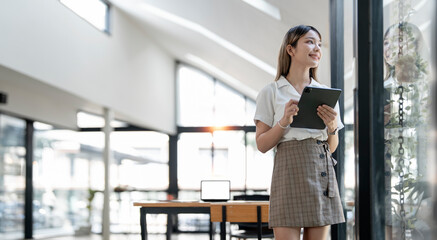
254, 76, 344, 143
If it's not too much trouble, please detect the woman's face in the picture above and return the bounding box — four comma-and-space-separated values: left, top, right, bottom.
384, 26, 417, 66
290, 30, 322, 68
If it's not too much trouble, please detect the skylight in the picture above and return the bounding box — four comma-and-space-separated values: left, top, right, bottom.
241, 0, 281, 20
60, 0, 110, 33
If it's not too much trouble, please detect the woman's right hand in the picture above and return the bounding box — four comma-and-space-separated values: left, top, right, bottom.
280, 99, 299, 126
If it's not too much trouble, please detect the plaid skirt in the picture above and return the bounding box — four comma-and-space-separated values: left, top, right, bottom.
269, 139, 345, 228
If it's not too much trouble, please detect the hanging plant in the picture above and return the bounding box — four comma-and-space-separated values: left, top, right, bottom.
384, 6, 431, 239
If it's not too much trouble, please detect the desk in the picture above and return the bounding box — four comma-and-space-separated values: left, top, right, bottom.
133, 201, 270, 240
133, 201, 212, 240
210, 201, 269, 240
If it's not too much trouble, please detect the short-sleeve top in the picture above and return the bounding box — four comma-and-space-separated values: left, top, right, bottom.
254, 76, 344, 143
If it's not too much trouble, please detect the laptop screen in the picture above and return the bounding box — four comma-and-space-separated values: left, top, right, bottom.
200, 180, 230, 202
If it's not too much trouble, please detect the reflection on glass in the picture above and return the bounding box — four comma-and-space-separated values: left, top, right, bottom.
0, 114, 26, 240
383, 1, 434, 239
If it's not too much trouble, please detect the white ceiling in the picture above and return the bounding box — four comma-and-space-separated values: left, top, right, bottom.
109, 0, 434, 112
109, 0, 331, 100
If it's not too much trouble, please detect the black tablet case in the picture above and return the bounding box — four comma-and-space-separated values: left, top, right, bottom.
289, 86, 342, 129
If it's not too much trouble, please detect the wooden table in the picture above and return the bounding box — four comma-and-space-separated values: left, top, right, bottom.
133, 201, 270, 240
210, 201, 269, 240
133, 201, 212, 240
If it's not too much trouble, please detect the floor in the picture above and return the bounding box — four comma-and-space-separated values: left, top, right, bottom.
45, 233, 227, 240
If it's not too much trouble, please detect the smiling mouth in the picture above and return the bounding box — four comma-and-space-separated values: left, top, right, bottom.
309, 54, 319, 61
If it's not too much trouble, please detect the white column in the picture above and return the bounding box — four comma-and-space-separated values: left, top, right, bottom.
102, 107, 113, 240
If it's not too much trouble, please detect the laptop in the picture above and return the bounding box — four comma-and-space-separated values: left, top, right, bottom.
200, 180, 231, 202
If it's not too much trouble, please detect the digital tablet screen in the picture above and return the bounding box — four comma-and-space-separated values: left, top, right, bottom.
289, 86, 341, 129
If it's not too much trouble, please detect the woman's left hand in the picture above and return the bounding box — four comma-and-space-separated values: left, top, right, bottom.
317, 104, 337, 131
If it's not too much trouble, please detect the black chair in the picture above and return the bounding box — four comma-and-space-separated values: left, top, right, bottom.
230, 194, 274, 239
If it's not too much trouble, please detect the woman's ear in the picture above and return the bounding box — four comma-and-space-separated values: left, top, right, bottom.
286, 44, 295, 57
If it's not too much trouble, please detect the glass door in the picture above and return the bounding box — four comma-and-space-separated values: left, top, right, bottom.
382, 1, 435, 239
0, 114, 26, 240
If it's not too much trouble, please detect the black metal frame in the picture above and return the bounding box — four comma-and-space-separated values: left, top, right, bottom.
139, 206, 212, 240
355, 0, 385, 239
329, 0, 346, 239
24, 120, 34, 239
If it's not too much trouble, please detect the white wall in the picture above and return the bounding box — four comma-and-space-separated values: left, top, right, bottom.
0, 0, 176, 134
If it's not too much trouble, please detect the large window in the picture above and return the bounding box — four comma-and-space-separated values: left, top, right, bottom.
177, 64, 255, 127
382, 1, 435, 239
33, 126, 105, 237
177, 64, 271, 194
31, 117, 170, 237
0, 114, 26, 240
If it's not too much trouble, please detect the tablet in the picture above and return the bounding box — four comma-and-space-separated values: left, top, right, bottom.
289, 86, 342, 129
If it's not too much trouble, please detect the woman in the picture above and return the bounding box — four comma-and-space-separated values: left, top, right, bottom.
254, 25, 345, 240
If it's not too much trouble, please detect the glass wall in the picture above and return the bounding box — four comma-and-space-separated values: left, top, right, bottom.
110, 131, 169, 234
0, 108, 171, 238
177, 64, 252, 127
32, 120, 170, 236
176, 63, 271, 233
0, 114, 26, 240
177, 131, 272, 192
33, 126, 104, 237
382, 0, 435, 239
177, 64, 270, 194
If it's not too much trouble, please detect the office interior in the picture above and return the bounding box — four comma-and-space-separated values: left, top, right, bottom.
0, 0, 436, 239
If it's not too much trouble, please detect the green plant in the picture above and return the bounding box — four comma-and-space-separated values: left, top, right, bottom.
384, 18, 431, 239
87, 188, 98, 224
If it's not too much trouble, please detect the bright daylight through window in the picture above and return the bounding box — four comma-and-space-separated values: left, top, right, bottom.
60, 0, 110, 33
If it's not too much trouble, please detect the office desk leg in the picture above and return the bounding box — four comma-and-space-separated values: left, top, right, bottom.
221, 206, 226, 240
140, 208, 148, 240
209, 216, 213, 240
257, 206, 262, 240
166, 214, 173, 240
